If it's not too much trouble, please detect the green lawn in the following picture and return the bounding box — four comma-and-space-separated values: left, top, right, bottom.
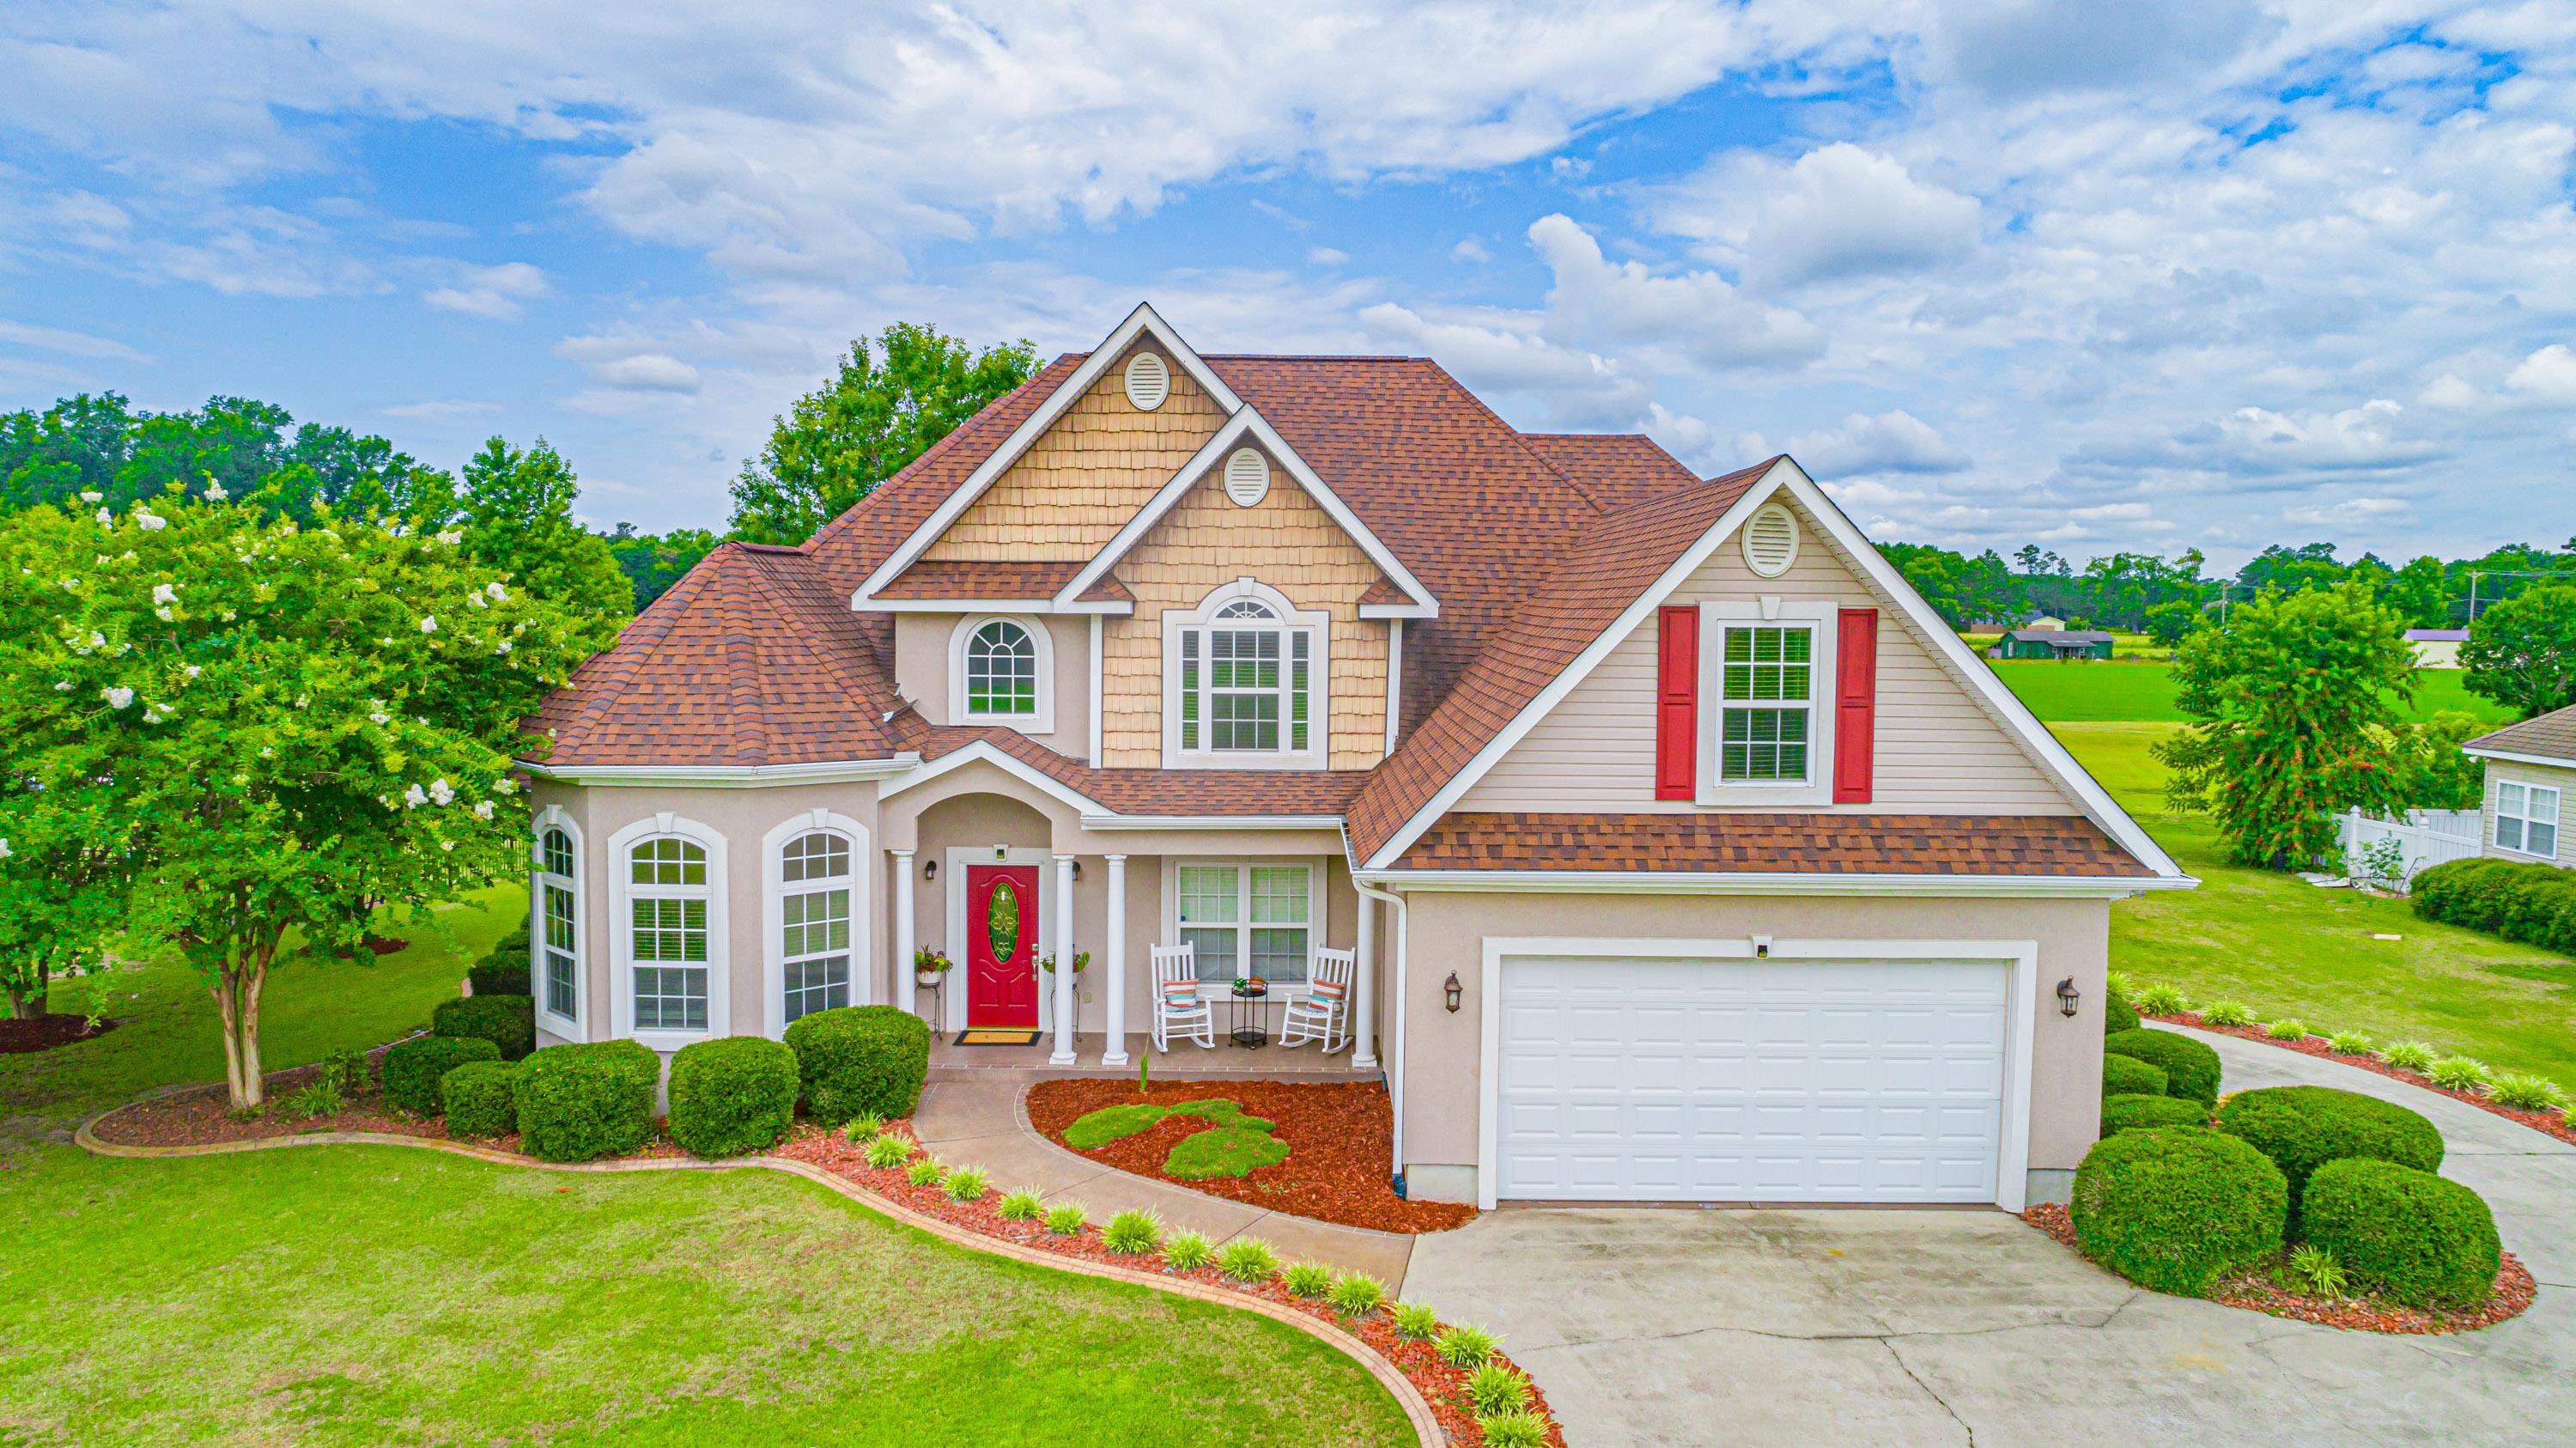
1993, 660, 2512, 724
2058, 721, 2576, 1081
0, 893, 1411, 1446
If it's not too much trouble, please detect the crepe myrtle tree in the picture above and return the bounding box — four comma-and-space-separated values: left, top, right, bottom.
0, 780, 131, 1020
0, 485, 590, 1108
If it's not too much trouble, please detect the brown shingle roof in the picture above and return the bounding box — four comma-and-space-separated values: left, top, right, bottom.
2468, 703, 2576, 764
1341, 461, 1776, 863
876, 558, 1092, 601
1394, 812, 2154, 877
901, 725, 1371, 816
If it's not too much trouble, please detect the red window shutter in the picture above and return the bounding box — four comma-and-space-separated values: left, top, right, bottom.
1655, 605, 1698, 800
1833, 608, 1879, 804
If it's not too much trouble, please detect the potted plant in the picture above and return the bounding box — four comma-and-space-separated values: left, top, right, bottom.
1037, 949, 1091, 976
914, 947, 954, 989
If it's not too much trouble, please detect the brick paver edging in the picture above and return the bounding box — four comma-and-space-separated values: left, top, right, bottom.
74, 1115, 1443, 1446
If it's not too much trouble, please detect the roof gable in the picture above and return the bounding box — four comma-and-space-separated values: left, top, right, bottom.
2466, 703, 2576, 764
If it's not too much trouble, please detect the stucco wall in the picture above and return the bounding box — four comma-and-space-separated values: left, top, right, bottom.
2482, 758, 2574, 868
892, 611, 1093, 758
1389, 889, 2113, 1204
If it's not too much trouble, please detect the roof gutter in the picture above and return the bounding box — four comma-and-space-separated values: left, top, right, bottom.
515, 755, 922, 788
1352, 867, 2195, 898
2463, 746, 2576, 770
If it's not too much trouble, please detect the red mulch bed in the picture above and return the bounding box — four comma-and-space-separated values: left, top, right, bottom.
1024, 1079, 1476, 1234
2153, 1011, 2576, 1148
331, 934, 410, 959
778, 1125, 1560, 1446
0, 1013, 119, 1056
2021, 1202, 2536, 1335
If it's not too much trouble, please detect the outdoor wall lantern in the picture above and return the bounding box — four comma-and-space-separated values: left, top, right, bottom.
922, 858, 937, 880
1443, 972, 1463, 1013
2057, 976, 2081, 1018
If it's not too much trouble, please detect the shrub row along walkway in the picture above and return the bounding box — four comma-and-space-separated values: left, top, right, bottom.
909, 1076, 1416, 1284
1403, 1025, 2576, 1447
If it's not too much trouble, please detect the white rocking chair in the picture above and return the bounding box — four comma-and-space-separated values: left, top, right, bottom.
1151, 943, 1214, 1051
1279, 946, 1356, 1052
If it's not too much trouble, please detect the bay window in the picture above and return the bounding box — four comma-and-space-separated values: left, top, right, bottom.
629, 837, 710, 1031
779, 830, 853, 1024
536, 824, 580, 1026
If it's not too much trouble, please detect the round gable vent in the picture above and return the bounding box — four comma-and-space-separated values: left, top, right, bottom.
1223, 447, 1271, 507
1742, 502, 1799, 577
1123, 351, 1170, 411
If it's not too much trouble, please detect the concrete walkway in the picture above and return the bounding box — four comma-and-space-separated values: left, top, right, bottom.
1403, 1025, 2576, 1446
908, 1074, 1416, 1283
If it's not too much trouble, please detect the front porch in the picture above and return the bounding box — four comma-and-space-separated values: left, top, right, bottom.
928, 1029, 1382, 1082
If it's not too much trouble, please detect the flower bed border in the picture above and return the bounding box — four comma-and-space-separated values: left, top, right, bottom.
77, 1103, 1558, 1445
2021, 1202, 2535, 1335
2148, 1011, 2576, 1148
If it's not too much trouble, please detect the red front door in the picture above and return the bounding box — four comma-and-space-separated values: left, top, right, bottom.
965, 864, 1040, 1027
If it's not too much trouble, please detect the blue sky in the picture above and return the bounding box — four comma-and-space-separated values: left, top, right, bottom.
3, 2, 2573, 570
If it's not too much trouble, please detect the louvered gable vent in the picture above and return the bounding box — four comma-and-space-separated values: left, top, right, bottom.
1123, 350, 1170, 411
1223, 446, 1271, 507
1741, 502, 1799, 577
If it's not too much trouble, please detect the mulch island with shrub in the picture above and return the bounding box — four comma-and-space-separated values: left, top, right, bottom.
1027, 1078, 1476, 1233
0, 1013, 119, 1055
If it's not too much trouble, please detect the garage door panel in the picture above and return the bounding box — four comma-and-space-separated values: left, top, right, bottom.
1498, 955, 2008, 1204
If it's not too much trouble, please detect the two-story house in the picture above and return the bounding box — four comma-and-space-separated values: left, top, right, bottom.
521, 304, 2191, 1210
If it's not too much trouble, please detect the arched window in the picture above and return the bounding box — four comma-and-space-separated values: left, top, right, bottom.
778, 830, 852, 1024
535, 824, 580, 1026
627, 837, 710, 1031
1167, 583, 1322, 764
964, 619, 1038, 717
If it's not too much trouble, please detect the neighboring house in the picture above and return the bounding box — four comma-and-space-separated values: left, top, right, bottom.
2464, 705, 2573, 869
2406, 628, 2469, 669
1987, 629, 2117, 660
521, 304, 2190, 1212
2024, 613, 2067, 630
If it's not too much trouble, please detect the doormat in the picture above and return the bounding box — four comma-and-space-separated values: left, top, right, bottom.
954, 1028, 1042, 1047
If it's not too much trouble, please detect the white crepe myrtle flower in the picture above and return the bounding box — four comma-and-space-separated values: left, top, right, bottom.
419, 616, 437, 634
440, 838, 458, 852
369, 712, 391, 725
428, 778, 455, 806
484, 581, 507, 601
467, 592, 487, 609
103, 686, 134, 709
494, 639, 511, 655
436, 529, 463, 545
154, 606, 173, 622
79, 491, 102, 503
183, 664, 201, 679
220, 610, 236, 622
142, 706, 166, 724
472, 800, 495, 819
493, 777, 517, 794
94, 508, 112, 526
0, 837, 12, 860
53, 680, 70, 691
134, 509, 166, 531
403, 783, 428, 809
152, 583, 177, 605
258, 746, 273, 757
204, 482, 228, 502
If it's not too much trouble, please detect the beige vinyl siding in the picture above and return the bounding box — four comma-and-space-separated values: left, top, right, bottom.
923, 342, 1226, 563
2481, 759, 2575, 867
1101, 453, 1391, 770
1459, 502, 2081, 814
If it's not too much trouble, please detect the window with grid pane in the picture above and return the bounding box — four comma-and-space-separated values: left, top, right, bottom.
1175, 862, 1310, 985
1718, 624, 1814, 782
963, 620, 1039, 717
629, 837, 708, 1031
536, 827, 580, 1022
2498, 782, 2561, 858
779, 830, 852, 1024
1178, 599, 1314, 757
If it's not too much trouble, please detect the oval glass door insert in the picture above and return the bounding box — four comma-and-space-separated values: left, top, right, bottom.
987, 879, 1021, 963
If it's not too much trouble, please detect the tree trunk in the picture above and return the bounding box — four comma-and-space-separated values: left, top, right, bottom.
214, 964, 269, 1111
8, 963, 46, 1020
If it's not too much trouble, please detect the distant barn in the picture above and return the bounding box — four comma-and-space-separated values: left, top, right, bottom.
1986, 628, 2116, 661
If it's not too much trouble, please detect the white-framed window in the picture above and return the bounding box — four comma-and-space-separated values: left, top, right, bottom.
949, 613, 1054, 733
538, 826, 580, 1022
1170, 860, 1321, 989
1163, 581, 1326, 769
1696, 599, 1838, 806
605, 814, 730, 1048
2497, 780, 2561, 859
779, 830, 852, 1025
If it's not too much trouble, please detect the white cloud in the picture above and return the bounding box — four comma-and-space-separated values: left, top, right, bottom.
2285, 495, 2412, 526
1655, 143, 1982, 289
378, 398, 502, 420
423, 261, 549, 320
2506, 344, 2576, 404
1307, 246, 1349, 266
0, 318, 147, 362
1785, 409, 1971, 477
1919, 0, 2271, 100
1527, 213, 1823, 371
1451, 237, 1492, 264
556, 334, 702, 394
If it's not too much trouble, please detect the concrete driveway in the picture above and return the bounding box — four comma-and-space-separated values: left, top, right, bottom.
1402, 1027, 2576, 1445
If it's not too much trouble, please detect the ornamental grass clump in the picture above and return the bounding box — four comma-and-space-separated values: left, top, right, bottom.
2428, 1056, 2492, 1093
2135, 983, 2191, 1017
1163, 1231, 1215, 1270
1390, 1302, 1441, 1342
2265, 1019, 2310, 1042
944, 1166, 989, 1203
2326, 1030, 2377, 1056
2283, 1244, 2348, 1299
864, 1132, 914, 1170
2198, 1000, 2256, 1028
1044, 1203, 1088, 1237
1477, 1410, 1549, 1448
2488, 1074, 2567, 1113
1216, 1238, 1277, 1283
1467, 1363, 1534, 1415
1279, 1262, 1334, 1299
1435, 1323, 1498, 1370
2383, 1042, 2437, 1074
905, 1156, 946, 1189
996, 1189, 1045, 1222
841, 1110, 885, 1141
1327, 1273, 1387, 1319
1102, 1210, 1163, 1256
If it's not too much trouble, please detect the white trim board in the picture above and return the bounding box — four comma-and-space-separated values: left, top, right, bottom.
855, 302, 1244, 605
1052, 406, 1437, 618
1358, 868, 2187, 898
517, 757, 919, 788
1357, 458, 2185, 881
1473, 935, 2039, 1213
2465, 746, 2576, 770
876, 739, 1109, 817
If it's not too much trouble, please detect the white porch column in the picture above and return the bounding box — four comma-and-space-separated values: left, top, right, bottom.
1050, 853, 1078, 1064
1352, 891, 1380, 1068
890, 849, 915, 1021
1100, 855, 1129, 1066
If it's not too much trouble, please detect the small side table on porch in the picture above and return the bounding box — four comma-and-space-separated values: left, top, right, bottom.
1226, 980, 1275, 1049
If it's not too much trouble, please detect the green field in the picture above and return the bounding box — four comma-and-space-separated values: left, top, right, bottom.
1992, 660, 2511, 724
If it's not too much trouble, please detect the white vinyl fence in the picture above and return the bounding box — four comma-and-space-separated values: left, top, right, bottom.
2336, 808, 2482, 891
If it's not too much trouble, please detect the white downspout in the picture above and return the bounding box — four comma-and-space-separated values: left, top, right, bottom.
1354, 877, 1407, 1193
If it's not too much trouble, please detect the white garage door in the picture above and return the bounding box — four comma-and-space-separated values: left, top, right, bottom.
1494, 955, 2008, 1204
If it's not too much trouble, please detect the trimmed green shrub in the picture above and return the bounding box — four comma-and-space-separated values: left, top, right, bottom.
2070, 1127, 2287, 1294
440, 1060, 519, 1139
433, 994, 538, 1062
666, 1035, 799, 1159
2214, 1086, 2444, 1235
380, 1034, 502, 1116
2303, 1159, 2501, 1309
1164, 1124, 1289, 1180
2104, 1028, 2223, 1105
2104, 992, 2141, 1036
465, 922, 531, 999
783, 1005, 931, 1125
515, 1039, 659, 1162
2104, 1054, 2169, 1098
2412, 856, 2576, 957
2103, 1093, 2209, 1135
